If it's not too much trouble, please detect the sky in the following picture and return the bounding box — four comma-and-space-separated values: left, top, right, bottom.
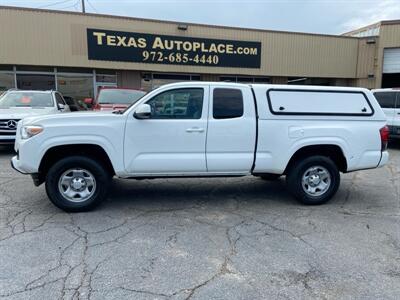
1, 0, 400, 35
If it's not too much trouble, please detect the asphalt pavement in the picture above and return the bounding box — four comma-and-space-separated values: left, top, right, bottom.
0, 143, 399, 300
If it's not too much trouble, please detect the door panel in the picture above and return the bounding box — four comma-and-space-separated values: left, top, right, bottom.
124, 86, 209, 175
206, 86, 256, 173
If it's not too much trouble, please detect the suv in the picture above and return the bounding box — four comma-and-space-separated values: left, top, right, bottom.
11, 82, 389, 212
0, 90, 70, 144
372, 89, 400, 138
88, 87, 146, 112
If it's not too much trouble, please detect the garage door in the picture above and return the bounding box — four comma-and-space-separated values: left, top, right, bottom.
383, 48, 400, 73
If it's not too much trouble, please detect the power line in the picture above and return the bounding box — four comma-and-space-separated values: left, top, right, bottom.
55, 0, 80, 10
86, 0, 98, 13
37, 0, 74, 9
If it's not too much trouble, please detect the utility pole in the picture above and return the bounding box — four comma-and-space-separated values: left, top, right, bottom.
81, 0, 86, 13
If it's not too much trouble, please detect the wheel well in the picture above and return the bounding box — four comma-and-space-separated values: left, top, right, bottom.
39, 144, 115, 179
284, 145, 347, 174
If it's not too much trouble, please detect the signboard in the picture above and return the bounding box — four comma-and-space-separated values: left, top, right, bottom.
87, 28, 261, 68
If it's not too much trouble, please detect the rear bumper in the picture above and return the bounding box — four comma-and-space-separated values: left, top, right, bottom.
378, 151, 389, 168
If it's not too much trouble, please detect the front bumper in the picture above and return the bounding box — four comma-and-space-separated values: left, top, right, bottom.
11, 155, 28, 174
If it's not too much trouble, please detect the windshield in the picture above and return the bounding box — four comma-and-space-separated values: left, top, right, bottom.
98, 89, 146, 105
0, 92, 54, 108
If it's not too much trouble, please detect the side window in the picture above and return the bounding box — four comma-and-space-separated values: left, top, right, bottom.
374, 92, 395, 109
146, 88, 204, 119
55, 93, 65, 106
213, 88, 244, 119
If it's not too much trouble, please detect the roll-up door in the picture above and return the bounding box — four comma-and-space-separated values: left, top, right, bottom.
383, 48, 400, 74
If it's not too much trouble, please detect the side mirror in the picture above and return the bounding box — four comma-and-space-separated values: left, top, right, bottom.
58, 103, 65, 111
134, 104, 152, 119
84, 98, 94, 105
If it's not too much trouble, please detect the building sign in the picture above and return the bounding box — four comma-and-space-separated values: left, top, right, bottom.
87, 28, 261, 68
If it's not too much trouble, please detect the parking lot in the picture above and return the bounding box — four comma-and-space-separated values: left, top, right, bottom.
0, 144, 398, 300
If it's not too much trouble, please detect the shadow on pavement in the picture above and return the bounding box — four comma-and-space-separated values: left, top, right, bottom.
102, 176, 297, 211
0, 145, 15, 155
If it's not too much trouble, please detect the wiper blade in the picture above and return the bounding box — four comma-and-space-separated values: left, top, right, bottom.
112, 110, 123, 114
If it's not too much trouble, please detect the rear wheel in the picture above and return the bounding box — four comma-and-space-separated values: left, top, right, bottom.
286, 155, 340, 205
45, 156, 111, 212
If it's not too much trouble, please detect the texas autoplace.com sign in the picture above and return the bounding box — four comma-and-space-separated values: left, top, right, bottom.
87, 28, 261, 68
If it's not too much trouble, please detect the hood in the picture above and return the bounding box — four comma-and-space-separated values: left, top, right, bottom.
0, 107, 56, 120
21, 110, 118, 125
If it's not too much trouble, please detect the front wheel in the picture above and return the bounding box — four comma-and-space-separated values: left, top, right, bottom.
45, 156, 111, 212
286, 156, 340, 205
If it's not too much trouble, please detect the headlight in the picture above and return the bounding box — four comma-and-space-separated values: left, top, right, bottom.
21, 125, 44, 139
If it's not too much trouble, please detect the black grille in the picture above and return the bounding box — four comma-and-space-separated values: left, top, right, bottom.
0, 131, 16, 136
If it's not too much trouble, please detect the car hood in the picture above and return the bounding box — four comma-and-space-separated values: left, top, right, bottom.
0, 107, 56, 120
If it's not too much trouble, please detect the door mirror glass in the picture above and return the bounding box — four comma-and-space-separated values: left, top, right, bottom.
134, 103, 152, 119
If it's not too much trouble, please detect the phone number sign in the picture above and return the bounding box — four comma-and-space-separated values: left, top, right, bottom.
87, 28, 261, 68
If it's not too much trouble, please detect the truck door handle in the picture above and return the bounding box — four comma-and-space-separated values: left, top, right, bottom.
186, 127, 204, 133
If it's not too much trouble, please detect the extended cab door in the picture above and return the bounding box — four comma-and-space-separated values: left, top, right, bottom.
124, 85, 209, 175
206, 85, 256, 173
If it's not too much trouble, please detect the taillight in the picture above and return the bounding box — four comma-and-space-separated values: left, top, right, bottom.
380, 126, 389, 151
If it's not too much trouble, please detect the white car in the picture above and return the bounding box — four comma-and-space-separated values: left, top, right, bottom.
11, 82, 389, 212
0, 90, 70, 144
372, 88, 400, 139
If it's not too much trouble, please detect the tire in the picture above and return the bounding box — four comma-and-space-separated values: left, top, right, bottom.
259, 174, 281, 181
286, 155, 340, 205
45, 156, 111, 212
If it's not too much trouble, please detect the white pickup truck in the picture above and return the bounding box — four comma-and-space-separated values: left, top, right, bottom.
11, 82, 389, 212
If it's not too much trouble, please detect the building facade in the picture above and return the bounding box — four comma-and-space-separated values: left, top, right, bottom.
1, 6, 400, 102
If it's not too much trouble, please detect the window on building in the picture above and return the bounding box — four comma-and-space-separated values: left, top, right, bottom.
141, 73, 201, 91
146, 88, 204, 119
213, 88, 244, 119
373, 92, 396, 108
0, 73, 15, 93
57, 75, 94, 104
16, 74, 56, 90
219, 76, 270, 83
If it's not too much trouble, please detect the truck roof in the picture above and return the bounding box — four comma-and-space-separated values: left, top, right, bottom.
159, 81, 370, 93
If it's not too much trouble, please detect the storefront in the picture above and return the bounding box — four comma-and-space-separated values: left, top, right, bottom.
1, 6, 400, 99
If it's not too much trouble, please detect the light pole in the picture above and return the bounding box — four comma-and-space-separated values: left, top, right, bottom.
81, 0, 86, 13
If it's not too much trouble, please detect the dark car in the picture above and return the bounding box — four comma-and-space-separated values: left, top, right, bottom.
63, 96, 88, 112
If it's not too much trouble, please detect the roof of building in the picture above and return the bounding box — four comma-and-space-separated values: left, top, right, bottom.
0, 5, 361, 40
